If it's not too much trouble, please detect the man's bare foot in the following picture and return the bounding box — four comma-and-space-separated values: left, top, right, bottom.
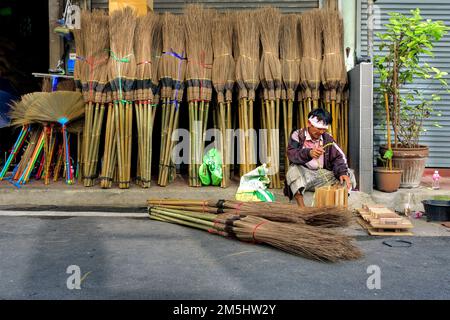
294, 192, 305, 207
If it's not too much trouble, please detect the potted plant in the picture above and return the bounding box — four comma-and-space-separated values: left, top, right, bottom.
374, 8, 449, 188
373, 89, 402, 192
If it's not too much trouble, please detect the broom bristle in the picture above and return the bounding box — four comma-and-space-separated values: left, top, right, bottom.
258, 7, 282, 101
280, 14, 300, 101
321, 9, 345, 102
151, 14, 162, 104
232, 215, 362, 262
135, 13, 156, 102
184, 4, 213, 102
235, 10, 260, 101
299, 10, 322, 101
24, 91, 85, 125
109, 7, 137, 102
212, 12, 235, 103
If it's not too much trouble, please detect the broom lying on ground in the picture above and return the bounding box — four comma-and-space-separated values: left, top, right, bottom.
147, 198, 352, 228
148, 206, 362, 262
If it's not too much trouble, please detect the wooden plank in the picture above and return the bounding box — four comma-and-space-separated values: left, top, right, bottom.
357, 217, 414, 236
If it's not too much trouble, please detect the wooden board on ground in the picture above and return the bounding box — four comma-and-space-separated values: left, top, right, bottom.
357, 217, 414, 236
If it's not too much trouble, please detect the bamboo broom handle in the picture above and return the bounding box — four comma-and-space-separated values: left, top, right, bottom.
188, 102, 193, 186
144, 103, 150, 188
127, 102, 133, 187
92, 103, 105, 180
114, 101, 124, 188
248, 99, 254, 171
151, 206, 217, 221
275, 99, 281, 188
101, 106, 112, 188
159, 98, 170, 185
237, 99, 242, 177
151, 209, 216, 227
161, 102, 175, 185
150, 213, 215, 232
135, 102, 142, 185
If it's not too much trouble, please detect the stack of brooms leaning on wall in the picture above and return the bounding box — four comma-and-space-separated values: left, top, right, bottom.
2, 5, 349, 190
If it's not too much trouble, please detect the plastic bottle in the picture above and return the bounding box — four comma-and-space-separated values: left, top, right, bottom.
432, 170, 440, 190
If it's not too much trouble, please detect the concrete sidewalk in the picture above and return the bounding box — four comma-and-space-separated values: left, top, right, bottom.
1, 175, 449, 237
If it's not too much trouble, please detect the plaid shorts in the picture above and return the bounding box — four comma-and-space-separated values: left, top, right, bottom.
286, 165, 357, 196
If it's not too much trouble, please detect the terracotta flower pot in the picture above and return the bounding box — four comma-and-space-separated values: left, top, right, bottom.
379, 145, 429, 188
374, 167, 403, 193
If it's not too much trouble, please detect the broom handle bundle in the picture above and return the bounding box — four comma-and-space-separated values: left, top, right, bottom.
100, 103, 116, 188
18, 130, 45, 185
0, 125, 30, 180
159, 50, 185, 187
135, 101, 155, 188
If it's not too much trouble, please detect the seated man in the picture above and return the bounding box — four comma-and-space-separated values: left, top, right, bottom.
284, 108, 356, 207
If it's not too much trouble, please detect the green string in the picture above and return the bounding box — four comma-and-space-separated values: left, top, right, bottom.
107, 49, 133, 104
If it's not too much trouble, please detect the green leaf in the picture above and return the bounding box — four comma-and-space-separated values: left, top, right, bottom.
383, 149, 394, 160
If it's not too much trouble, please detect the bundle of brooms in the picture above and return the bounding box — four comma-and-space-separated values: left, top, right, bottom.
212, 12, 235, 188
184, 5, 214, 187
258, 7, 282, 189
299, 10, 322, 127
79, 10, 110, 187
147, 198, 351, 228
148, 199, 361, 262
109, 7, 137, 189
280, 14, 300, 175
157, 13, 186, 186
133, 12, 157, 188
321, 10, 346, 145
235, 11, 259, 177
10, 92, 84, 185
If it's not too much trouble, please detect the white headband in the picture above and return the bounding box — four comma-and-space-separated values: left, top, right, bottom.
308, 116, 329, 129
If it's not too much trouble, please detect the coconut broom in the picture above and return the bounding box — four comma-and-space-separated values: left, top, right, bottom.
147, 198, 351, 228
235, 11, 260, 177
134, 13, 157, 188
158, 14, 186, 187
280, 14, 300, 180
79, 10, 109, 187
299, 10, 322, 126
321, 9, 345, 142
258, 7, 282, 189
109, 7, 137, 189
212, 12, 235, 188
184, 4, 214, 187
149, 207, 362, 262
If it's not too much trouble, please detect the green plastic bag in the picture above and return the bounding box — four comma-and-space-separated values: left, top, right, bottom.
199, 148, 223, 186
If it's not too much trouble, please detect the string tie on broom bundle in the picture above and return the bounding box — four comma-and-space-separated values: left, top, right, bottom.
252, 220, 268, 244
108, 49, 133, 104
77, 54, 109, 103
188, 50, 213, 102
162, 48, 186, 111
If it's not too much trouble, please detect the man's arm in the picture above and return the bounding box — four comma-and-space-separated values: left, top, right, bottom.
287, 130, 313, 165
330, 142, 349, 180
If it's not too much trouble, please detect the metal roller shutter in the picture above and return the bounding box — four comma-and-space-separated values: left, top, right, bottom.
359, 0, 450, 168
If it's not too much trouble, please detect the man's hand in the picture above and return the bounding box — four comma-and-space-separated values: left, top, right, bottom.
340, 175, 351, 190
309, 146, 324, 159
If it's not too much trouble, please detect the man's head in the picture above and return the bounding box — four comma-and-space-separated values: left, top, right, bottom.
307, 108, 332, 140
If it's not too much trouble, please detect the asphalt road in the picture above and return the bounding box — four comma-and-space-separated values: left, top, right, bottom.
0, 214, 449, 300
